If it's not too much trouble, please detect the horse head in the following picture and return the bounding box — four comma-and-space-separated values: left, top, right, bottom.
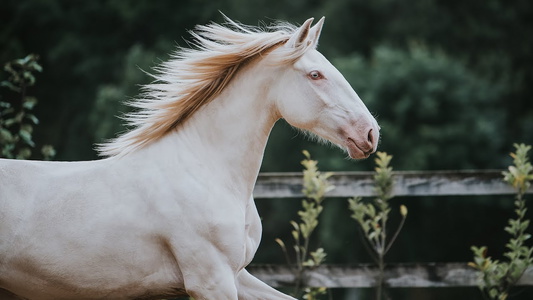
268, 18, 380, 159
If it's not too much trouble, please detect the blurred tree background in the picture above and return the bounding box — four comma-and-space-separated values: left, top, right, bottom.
1, 0, 532, 299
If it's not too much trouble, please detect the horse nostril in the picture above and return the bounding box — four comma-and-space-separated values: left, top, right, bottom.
367, 129, 374, 145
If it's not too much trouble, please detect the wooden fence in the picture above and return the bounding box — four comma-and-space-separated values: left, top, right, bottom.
248, 170, 533, 288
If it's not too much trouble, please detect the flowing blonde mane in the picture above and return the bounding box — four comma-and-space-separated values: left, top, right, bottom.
98, 17, 313, 157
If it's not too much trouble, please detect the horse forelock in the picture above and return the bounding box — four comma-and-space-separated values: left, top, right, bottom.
97, 17, 312, 157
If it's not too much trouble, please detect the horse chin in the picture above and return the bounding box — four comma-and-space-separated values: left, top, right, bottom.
346, 138, 370, 160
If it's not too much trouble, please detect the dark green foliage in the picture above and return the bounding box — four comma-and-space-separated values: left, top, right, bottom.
0, 54, 55, 160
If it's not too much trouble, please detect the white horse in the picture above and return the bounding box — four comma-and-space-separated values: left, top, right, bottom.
0, 17, 379, 299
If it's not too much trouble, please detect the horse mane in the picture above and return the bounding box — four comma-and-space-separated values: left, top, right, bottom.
97, 17, 313, 157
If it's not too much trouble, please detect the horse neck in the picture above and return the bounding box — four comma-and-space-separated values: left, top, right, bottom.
139, 64, 279, 198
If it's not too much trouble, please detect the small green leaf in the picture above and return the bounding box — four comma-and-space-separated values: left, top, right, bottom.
0, 81, 21, 92
18, 129, 35, 147
16, 147, 32, 159
22, 96, 38, 110
41, 145, 56, 160
4, 118, 17, 127
0, 128, 14, 142
26, 114, 39, 124
275, 238, 286, 249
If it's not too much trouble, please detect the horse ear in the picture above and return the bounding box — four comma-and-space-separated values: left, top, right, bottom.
286, 18, 314, 48
309, 17, 325, 47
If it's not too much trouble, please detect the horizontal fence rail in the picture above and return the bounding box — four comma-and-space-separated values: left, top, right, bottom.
248, 264, 533, 288
251, 170, 533, 289
254, 170, 533, 199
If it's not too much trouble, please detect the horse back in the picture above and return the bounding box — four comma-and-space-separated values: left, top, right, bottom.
0, 158, 108, 251
0, 159, 50, 213
0, 158, 83, 206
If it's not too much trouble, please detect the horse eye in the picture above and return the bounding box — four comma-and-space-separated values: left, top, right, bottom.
308, 71, 323, 80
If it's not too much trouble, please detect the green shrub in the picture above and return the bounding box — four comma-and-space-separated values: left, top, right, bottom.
470, 143, 533, 300
348, 151, 406, 300
276, 150, 333, 299
0, 54, 55, 160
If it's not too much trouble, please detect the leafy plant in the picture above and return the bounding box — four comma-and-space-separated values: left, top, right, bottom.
470, 143, 533, 300
348, 151, 407, 300
276, 150, 334, 299
0, 54, 55, 160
